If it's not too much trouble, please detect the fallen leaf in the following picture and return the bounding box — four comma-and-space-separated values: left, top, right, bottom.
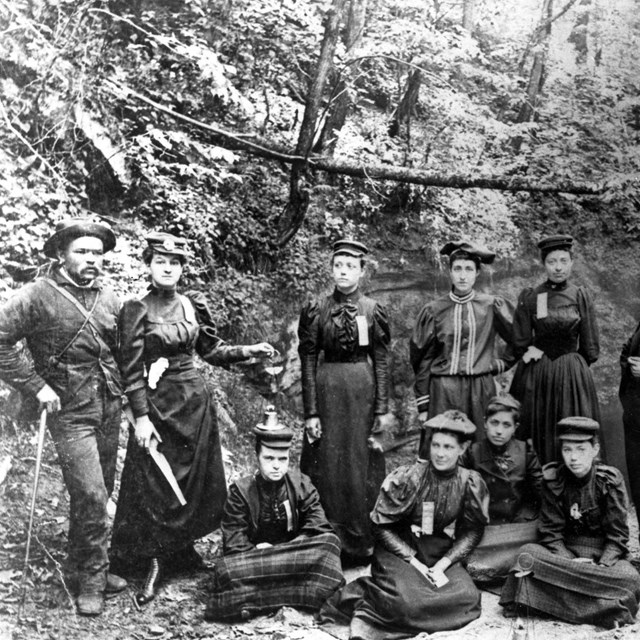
0, 456, 11, 485
0, 569, 19, 584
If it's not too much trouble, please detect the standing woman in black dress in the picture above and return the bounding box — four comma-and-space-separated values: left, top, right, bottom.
298, 239, 390, 564
509, 235, 601, 464
110, 232, 274, 604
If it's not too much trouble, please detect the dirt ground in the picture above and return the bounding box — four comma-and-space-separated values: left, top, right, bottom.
2, 428, 640, 640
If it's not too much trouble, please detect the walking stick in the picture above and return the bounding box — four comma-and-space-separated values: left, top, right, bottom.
17, 408, 48, 621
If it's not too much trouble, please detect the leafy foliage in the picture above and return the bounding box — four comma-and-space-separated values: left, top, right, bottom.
0, 0, 639, 320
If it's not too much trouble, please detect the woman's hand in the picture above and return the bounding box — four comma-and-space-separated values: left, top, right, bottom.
305, 417, 322, 443
245, 342, 276, 359
135, 415, 157, 453
255, 542, 273, 550
522, 346, 544, 363
431, 557, 452, 574
409, 556, 431, 579
628, 356, 640, 378
410, 557, 451, 588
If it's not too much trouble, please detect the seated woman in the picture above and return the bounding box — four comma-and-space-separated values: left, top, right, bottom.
500, 417, 640, 629
320, 410, 489, 640
463, 394, 542, 583
205, 407, 344, 621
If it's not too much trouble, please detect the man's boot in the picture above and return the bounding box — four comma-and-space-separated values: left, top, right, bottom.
105, 573, 128, 594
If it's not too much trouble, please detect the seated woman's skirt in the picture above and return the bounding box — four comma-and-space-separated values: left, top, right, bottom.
500, 538, 640, 629
466, 521, 539, 584
205, 532, 343, 621
319, 534, 481, 640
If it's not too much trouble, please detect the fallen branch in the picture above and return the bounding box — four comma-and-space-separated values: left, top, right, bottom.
105, 82, 607, 196
105, 80, 306, 164
308, 158, 605, 194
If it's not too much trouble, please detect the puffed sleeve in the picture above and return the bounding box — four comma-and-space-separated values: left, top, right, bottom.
0, 282, 47, 396
372, 302, 390, 416
447, 470, 489, 565
297, 473, 335, 537
298, 299, 321, 418
492, 296, 516, 372
370, 464, 423, 561
221, 483, 255, 555
512, 288, 535, 359
409, 304, 438, 413
538, 464, 575, 559
118, 299, 149, 418
597, 466, 630, 566
189, 293, 249, 365
577, 286, 599, 365
370, 464, 422, 526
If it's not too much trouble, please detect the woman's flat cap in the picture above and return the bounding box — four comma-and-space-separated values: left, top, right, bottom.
332, 239, 369, 257
44, 217, 116, 258
440, 240, 496, 265
425, 410, 477, 435
538, 235, 573, 254
253, 406, 294, 449
487, 393, 521, 412
146, 232, 190, 258
557, 416, 599, 441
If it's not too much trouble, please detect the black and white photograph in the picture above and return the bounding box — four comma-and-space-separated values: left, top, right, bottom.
0, 0, 639, 638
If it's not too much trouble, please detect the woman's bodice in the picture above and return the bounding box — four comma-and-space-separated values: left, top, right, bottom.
141, 290, 199, 364
513, 281, 599, 362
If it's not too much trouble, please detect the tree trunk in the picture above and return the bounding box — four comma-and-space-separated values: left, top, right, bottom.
568, 0, 591, 64
462, 0, 476, 31
277, 0, 348, 246
315, 0, 368, 156
511, 0, 554, 152
388, 67, 422, 137
345, 0, 368, 49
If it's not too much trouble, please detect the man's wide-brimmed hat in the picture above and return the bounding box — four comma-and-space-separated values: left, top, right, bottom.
44, 217, 116, 258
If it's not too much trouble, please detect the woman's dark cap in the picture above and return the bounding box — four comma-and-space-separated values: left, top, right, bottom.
253, 406, 294, 449
425, 410, 477, 435
146, 232, 190, 258
487, 393, 521, 412
440, 240, 496, 265
557, 416, 599, 441
44, 217, 116, 258
538, 235, 573, 255
332, 239, 369, 258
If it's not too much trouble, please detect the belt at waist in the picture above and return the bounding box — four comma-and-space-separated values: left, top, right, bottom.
534, 341, 579, 360
323, 353, 370, 364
